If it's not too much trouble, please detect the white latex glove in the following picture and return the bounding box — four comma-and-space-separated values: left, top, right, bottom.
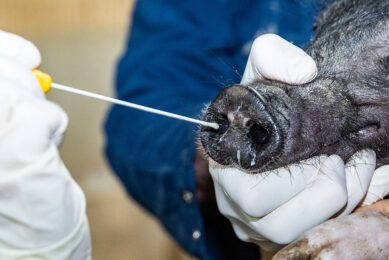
241, 34, 317, 86
210, 34, 378, 251
0, 30, 91, 259
362, 165, 389, 206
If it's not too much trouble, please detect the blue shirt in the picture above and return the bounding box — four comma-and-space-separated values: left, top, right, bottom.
105, 1, 327, 259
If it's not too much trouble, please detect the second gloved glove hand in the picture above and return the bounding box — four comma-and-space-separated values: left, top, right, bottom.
209, 34, 379, 252
210, 151, 376, 251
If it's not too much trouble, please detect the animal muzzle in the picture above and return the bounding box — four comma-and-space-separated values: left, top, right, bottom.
200, 85, 284, 172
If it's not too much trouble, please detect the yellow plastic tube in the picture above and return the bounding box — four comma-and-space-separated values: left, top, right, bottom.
32, 69, 52, 93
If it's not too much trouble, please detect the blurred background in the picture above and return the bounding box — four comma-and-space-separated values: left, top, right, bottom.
0, 1, 191, 259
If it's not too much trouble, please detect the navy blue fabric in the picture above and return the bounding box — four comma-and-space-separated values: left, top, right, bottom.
105, 1, 329, 259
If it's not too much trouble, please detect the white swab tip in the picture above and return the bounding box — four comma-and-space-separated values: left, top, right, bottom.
207, 122, 219, 130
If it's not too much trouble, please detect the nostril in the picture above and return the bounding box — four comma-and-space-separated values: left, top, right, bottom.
215, 113, 229, 135
248, 122, 270, 149
203, 111, 229, 136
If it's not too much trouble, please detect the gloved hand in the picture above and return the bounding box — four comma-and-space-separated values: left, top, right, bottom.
0, 30, 91, 259
210, 34, 380, 251
241, 34, 317, 86
362, 164, 389, 206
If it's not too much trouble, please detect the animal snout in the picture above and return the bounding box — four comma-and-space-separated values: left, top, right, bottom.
227, 111, 253, 129
226, 110, 270, 148
200, 85, 282, 172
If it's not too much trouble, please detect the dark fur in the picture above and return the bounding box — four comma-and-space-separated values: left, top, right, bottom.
201, 0, 389, 173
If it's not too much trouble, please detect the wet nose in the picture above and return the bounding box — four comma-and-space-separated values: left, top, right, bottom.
226, 110, 270, 148
200, 85, 281, 171
228, 111, 252, 129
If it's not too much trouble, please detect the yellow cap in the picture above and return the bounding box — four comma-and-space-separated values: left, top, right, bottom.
32, 69, 52, 93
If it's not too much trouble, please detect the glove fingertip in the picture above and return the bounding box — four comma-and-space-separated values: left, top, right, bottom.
322, 155, 344, 172
362, 193, 382, 206
375, 164, 389, 175
299, 57, 318, 84
352, 149, 376, 164
0, 30, 41, 69
317, 155, 347, 191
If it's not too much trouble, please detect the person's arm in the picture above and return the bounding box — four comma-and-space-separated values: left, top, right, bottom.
104, 1, 260, 259
0, 30, 91, 260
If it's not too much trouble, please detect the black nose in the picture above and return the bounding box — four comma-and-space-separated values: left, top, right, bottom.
200, 85, 282, 171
